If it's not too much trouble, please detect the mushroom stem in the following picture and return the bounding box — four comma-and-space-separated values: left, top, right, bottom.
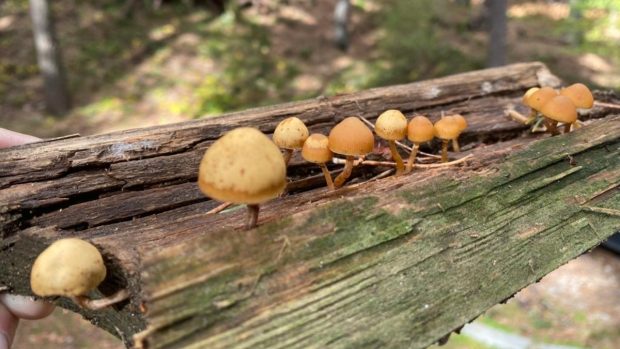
544, 118, 559, 136
441, 140, 449, 163
452, 138, 461, 152
388, 140, 404, 175
282, 149, 294, 166
333, 155, 355, 188
319, 163, 335, 191
563, 123, 571, 134
571, 121, 581, 131
246, 204, 260, 230
405, 143, 419, 174
71, 289, 130, 311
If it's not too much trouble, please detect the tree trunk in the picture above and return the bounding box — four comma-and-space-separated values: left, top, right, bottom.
487, 0, 508, 67
29, 0, 71, 115
1, 63, 619, 349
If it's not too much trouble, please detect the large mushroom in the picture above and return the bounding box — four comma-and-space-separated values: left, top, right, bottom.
272, 117, 309, 166
405, 115, 435, 173
302, 133, 334, 190
375, 110, 408, 175
30, 238, 129, 310
328, 117, 375, 188
540, 95, 578, 135
198, 127, 287, 229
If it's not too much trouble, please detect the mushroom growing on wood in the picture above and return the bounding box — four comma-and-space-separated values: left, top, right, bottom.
540, 95, 578, 135
272, 117, 309, 166
560, 83, 594, 109
198, 127, 286, 229
328, 117, 375, 188
375, 110, 408, 175
434, 116, 462, 163
522, 87, 540, 122
30, 238, 129, 310
450, 114, 468, 152
405, 115, 435, 173
302, 134, 334, 190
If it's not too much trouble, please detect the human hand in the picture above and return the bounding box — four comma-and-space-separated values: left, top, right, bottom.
0, 128, 55, 349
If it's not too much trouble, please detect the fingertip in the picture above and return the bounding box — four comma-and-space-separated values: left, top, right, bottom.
0, 294, 55, 320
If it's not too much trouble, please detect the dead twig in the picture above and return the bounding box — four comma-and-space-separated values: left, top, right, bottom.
333, 154, 473, 169
207, 202, 233, 215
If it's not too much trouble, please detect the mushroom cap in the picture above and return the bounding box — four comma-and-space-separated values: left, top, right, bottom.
522, 87, 540, 104
375, 110, 407, 141
272, 117, 309, 150
198, 127, 286, 205
560, 83, 594, 109
434, 116, 461, 140
302, 134, 333, 164
407, 115, 435, 143
30, 238, 106, 297
451, 114, 468, 131
328, 117, 375, 156
540, 95, 578, 124
527, 86, 558, 111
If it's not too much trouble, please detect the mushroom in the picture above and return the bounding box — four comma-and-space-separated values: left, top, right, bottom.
450, 114, 468, 152
433, 116, 462, 163
302, 133, 334, 190
198, 127, 287, 229
375, 110, 408, 175
405, 115, 435, 173
540, 95, 578, 135
524, 86, 560, 134
328, 116, 375, 188
521, 87, 540, 122
30, 238, 129, 310
272, 117, 309, 166
560, 83, 593, 131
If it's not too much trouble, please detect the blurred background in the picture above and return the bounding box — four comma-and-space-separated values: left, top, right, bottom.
1, 0, 619, 348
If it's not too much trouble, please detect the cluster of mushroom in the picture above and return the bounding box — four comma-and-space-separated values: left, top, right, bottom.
197, 111, 468, 229
519, 83, 594, 134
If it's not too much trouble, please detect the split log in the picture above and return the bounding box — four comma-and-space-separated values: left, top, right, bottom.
1, 62, 619, 349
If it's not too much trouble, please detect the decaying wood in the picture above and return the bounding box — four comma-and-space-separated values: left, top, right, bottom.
0, 62, 619, 349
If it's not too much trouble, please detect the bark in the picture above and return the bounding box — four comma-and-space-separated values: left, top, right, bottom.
1, 62, 619, 348
29, 0, 71, 115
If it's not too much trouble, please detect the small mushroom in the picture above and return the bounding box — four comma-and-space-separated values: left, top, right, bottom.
526, 86, 558, 112
328, 117, 375, 188
30, 238, 129, 310
405, 115, 435, 173
560, 83, 594, 109
521, 87, 540, 121
272, 117, 309, 166
450, 114, 468, 152
198, 127, 286, 229
375, 110, 408, 175
302, 134, 334, 190
433, 116, 462, 163
540, 95, 578, 135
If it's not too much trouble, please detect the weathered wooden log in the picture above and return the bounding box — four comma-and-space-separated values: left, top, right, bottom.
1, 62, 619, 349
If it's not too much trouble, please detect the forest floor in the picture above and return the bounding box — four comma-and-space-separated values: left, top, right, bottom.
2, 0, 620, 348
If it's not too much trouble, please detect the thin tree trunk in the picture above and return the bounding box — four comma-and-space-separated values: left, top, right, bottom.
29, 0, 71, 115
487, 0, 508, 67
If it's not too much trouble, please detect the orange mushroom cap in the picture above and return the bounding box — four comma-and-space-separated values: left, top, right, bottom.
302, 134, 333, 164
560, 83, 594, 109
375, 110, 407, 141
434, 116, 461, 140
522, 87, 540, 105
407, 115, 435, 143
451, 114, 468, 132
328, 117, 375, 156
541, 95, 578, 124
527, 87, 558, 111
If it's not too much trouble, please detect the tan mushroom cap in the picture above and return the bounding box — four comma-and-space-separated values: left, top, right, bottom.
540, 95, 578, 124
272, 117, 309, 150
451, 114, 468, 131
434, 116, 461, 140
328, 117, 375, 156
31, 238, 106, 297
560, 83, 594, 109
198, 127, 286, 205
407, 115, 435, 143
375, 109, 407, 141
527, 86, 558, 111
522, 87, 540, 104
302, 134, 333, 164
